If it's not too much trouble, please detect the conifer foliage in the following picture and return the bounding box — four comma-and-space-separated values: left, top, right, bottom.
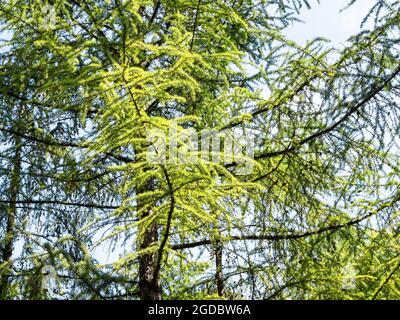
0, 0, 400, 299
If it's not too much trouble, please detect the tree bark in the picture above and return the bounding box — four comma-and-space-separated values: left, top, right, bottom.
215, 241, 224, 297
137, 178, 162, 300
0, 132, 22, 299
138, 223, 161, 300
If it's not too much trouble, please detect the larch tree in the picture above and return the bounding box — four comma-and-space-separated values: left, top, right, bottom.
0, 0, 400, 300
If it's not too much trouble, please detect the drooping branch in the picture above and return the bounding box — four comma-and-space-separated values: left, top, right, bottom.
172, 195, 399, 250
255, 64, 400, 160
0, 126, 134, 163
0, 199, 121, 210
371, 253, 400, 300
190, 0, 202, 51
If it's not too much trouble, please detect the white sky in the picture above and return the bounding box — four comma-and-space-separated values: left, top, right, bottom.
285, 0, 376, 46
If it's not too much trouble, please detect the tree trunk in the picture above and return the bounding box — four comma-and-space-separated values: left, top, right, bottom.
215, 241, 224, 297
137, 178, 162, 300
0, 133, 22, 299
138, 222, 161, 300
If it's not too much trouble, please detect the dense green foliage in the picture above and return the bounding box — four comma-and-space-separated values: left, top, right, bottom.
0, 0, 400, 299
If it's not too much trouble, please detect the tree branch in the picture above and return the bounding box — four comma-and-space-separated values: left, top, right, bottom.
255, 64, 400, 160
172, 195, 399, 250
0, 199, 120, 210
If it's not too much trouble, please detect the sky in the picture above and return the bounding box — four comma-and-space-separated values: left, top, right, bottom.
285, 0, 376, 46
10, 0, 378, 265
